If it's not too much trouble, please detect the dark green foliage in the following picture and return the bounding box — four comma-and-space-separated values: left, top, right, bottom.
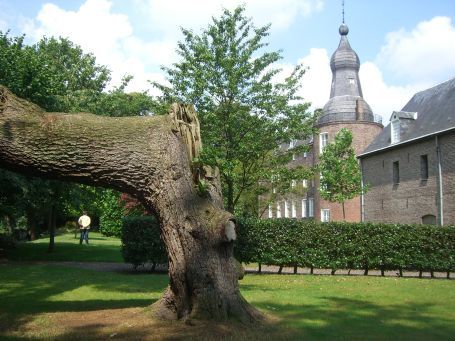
121, 216, 167, 269
0, 232, 16, 253
99, 189, 124, 237
235, 218, 455, 274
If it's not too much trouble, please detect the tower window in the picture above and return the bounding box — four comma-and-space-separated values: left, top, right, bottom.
349, 78, 355, 85
319, 133, 328, 154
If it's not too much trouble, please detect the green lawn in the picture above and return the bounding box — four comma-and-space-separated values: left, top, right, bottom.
7, 232, 123, 262
0, 263, 454, 340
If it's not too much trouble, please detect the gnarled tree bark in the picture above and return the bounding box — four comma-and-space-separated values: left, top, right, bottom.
0, 85, 263, 323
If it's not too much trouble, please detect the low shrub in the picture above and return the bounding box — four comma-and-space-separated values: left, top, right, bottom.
99, 189, 124, 237
121, 216, 167, 269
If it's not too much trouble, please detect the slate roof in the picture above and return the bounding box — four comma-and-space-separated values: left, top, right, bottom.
360, 77, 455, 156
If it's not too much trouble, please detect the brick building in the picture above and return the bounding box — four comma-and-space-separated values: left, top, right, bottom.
359, 77, 455, 225
262, 22, 383, 222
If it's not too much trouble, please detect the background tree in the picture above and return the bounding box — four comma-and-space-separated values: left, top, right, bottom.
153, 6, 316, 214
319, 128, 366, 220
0, 32, 157, 245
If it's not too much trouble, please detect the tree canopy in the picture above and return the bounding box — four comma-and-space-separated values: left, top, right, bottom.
0, 31, 154, 240
153, 6, 316, 214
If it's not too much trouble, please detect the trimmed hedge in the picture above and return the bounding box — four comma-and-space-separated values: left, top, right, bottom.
121, 216, 167, 269
235, 218, 455, 275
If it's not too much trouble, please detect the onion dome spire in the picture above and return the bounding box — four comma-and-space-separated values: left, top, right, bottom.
318, 19, 376, 125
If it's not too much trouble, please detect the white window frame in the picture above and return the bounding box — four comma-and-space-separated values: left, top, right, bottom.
301, 199, 307, 218
302, 179, 308, 188
268, 204, 273, 218
276, 202, 281, 218
309, 198, 314, 217
291, 180, 296, 188
284, 200, 289, 218
291, 201, 296, 218
321, 209, 330, 222
319, 132, 328, 154
391, 119, 400, 144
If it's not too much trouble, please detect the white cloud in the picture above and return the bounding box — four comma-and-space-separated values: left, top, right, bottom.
359, 62, 427, 122
21, 0, 175, 92
297, 48, 331, 109
20, 0, 325, 94
138, 0, 324, 38
377, 16, 455, 84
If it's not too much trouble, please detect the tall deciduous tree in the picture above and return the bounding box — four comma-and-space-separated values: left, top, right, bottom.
153, 6, 316, 214
0, 87, 262, 322
319, 128, 365, 220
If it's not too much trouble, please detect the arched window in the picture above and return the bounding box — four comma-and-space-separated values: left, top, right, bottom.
422, 215, 436, 225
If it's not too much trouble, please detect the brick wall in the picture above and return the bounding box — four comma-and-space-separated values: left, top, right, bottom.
440, 133, 455, 224
361, 131, 455, 225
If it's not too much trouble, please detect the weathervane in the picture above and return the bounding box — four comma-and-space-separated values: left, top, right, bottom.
342, 0, 345, 23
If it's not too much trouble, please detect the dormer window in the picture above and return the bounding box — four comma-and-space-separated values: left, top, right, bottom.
389, 111, 417, 144
391, 117, 400, 144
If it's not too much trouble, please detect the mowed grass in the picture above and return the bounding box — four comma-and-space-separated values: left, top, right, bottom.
0, 263, 454, 340
7, 232, 123, 262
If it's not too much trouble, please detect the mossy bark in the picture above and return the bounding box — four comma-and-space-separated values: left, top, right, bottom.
0, 85, 263, 323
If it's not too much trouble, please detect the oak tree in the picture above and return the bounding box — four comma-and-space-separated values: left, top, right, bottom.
0, 86, 262, 322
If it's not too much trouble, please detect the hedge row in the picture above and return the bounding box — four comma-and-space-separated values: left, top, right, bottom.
235, 218, 455, 274
120, 216, 167, 269
120, 216, 455, 275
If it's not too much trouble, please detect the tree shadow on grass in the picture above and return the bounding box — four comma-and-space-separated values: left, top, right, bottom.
0, 263, 168, 337
253, 296, 455, 340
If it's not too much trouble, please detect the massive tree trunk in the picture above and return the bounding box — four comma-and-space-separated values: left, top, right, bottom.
0, 85, 262, 322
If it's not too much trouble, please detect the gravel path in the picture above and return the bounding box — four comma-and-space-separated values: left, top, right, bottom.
7, 260, 452, 279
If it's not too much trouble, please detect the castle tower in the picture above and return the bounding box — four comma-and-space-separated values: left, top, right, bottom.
313, 22, 383, 222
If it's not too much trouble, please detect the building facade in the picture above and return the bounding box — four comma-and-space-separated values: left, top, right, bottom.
359, 78, 455, 225
262, 22, 383, 222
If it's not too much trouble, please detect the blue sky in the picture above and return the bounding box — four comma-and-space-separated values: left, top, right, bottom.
0, 0, 454, 121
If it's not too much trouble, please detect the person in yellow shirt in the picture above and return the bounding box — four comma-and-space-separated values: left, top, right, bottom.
78, 211, 91, 245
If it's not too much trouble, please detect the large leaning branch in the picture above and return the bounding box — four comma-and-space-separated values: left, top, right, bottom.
0, 86, 197, 201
